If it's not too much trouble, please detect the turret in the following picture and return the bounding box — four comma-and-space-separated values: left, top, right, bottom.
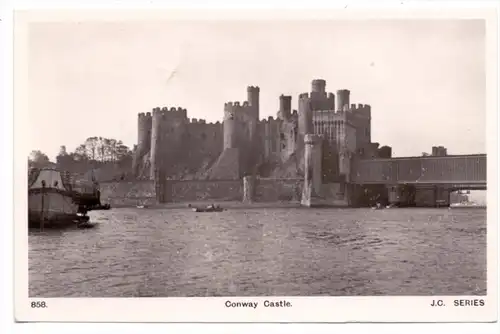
278, 95, 292, 119
149, 108, 163, 179
327, 92, 335, 111
223, 103, 238, 149
247, 86, 260, 120
298, 93, 313, 136
431, 146, 447, 156
137, 112, 152, 156
378, 145, 392, 158
336, 89, 350, 111
311, 79, 326, 94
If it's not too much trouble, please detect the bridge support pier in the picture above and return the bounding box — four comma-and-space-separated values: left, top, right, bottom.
301, 134, 322, 207
387, 185, 416, 207
414, 186, 450, 207
242, 175, 255, 203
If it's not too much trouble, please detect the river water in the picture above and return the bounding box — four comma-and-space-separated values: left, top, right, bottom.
28, 207, 487, 297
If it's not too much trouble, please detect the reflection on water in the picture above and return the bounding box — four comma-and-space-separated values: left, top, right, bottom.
29, 208, 487, 297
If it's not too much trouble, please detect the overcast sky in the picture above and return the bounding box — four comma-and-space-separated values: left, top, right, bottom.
27, 19, 485, 160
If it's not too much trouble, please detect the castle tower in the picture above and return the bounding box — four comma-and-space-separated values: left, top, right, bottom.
298, 93, 313, 136
309, 79, 336, 111
278, 95, 292, 119
336, 89, 350, 111
133, 112, 152, 175
149, 108, 163, 180
149, 106, 188, 180
223, 103, 238, 149
311, 79, 326, 94
247, 86, 260, 120
327, 92, 335, 111
212, 86, 261, 179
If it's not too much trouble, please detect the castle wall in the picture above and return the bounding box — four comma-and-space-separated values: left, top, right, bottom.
321, 140, 340, 183
253, 178, 303, 202
100, 180, 156, 207
276, 94, 298, 163
184, 120, 223, 176
312, 110, 358, 152
319, 183, 350, 206
259, 116, 281, 163
163, 179, 243, 203
278, 114, 297, 161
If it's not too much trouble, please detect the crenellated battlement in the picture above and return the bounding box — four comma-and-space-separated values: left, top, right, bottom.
313, 109, 347, 116
138, 112, 153, 119
299, 93, 309, 99
223, 100, 256, 122
188, 118, 216, 125
151, 106, 188, 119
224, 101, 250, 109
247, 86, 260, 92
348, 103, 371, 115
260, 116, 282, 124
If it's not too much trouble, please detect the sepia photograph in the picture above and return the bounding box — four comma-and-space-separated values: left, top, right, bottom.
13, 5, 498, 323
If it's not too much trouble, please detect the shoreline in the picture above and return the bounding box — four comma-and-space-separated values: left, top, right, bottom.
97, 200, 487, 211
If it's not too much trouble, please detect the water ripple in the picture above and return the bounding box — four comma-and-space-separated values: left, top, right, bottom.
29, 208, 487, 297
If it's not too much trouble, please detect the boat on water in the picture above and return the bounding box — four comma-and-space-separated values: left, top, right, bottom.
450, 201, 486, 209
28, 167, 101, 228
191, 204, 224, 213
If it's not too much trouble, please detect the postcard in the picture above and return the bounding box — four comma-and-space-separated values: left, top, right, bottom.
13, 5, 498, 323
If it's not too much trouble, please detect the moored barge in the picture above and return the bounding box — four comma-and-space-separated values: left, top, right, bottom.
28, 168, 102, 228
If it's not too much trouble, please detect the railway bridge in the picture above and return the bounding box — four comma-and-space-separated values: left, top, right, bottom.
350, 154, 486, 207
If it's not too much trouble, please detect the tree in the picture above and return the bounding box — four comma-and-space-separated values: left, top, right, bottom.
59, 145, 68, 156
84, 137, 99, 161
55, 137, 133, 167
28, 150, 51, 168
74, 144, 90, 161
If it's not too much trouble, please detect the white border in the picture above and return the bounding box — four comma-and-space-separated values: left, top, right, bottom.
9, 1, 500, 325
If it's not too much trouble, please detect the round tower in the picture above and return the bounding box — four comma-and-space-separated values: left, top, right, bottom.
278, 95, 292, 119
311, 79, 326, 93
247, 86, 260, 120
137, 112, 152, 157
298, 93, 313, 136
378, 146, 392, 158
223, 103, 238, 149
336, 89, 351, 111
327, 93, 335, 110
149, 108, 163, 180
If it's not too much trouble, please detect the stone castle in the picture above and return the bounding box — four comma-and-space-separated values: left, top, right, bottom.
132, 79, 393, 182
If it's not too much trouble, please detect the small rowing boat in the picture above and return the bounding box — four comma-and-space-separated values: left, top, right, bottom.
191, 204, 224, 213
